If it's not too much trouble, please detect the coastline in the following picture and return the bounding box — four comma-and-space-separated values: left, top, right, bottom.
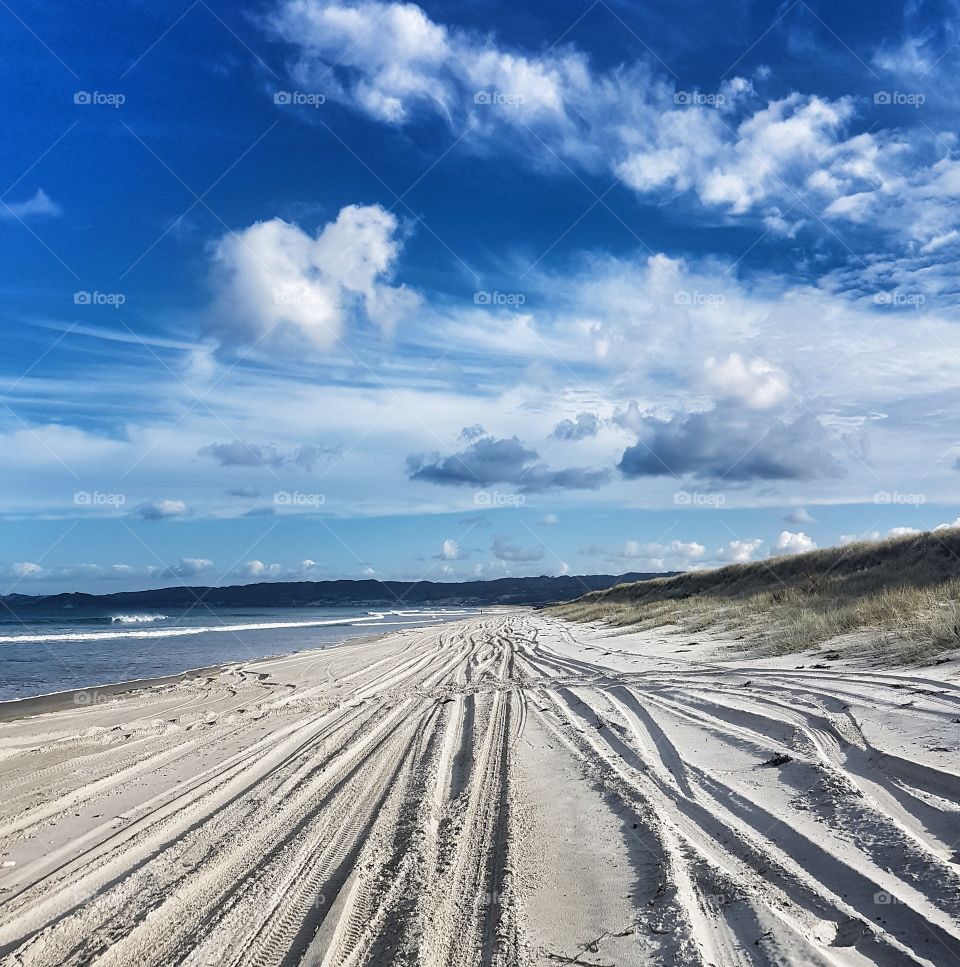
0, 625, 397, 723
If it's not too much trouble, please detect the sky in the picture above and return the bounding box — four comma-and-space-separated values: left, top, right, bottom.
3, 0, 960, 594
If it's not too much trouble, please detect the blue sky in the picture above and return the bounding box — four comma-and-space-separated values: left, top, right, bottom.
3, 0, 960, 593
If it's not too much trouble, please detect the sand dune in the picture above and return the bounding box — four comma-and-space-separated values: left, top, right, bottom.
0, 613, 958, 965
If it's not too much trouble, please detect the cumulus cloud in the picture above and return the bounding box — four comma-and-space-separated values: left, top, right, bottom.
618, 404, 841, 482
211, 204, 417, 351
703, 354, 790, 410
615, 539, 706, 571
784, 508, 815, 524
199, 440, 337, 470
774, 530, 817, 555
162, 557, 214, 578
491, 536, 544, 563
551, 411, 600, 440
715, 538, 764, 563
0, 188, 61, 220
538, 513, 560, 526
435, 539, 465, 561
241, 560, 285, 579
406, 434, 610, 492
887, 526, 920, 538
133, 499, 192, 520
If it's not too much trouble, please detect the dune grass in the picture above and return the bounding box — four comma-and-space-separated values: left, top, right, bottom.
550, 529, 960, 663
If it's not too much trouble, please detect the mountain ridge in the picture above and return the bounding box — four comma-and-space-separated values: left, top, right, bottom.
1, 571, 673, 615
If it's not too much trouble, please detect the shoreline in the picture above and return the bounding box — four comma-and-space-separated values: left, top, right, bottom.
0, 663, 229, 722
0, 609, 490, 719
0, 625, 399, 723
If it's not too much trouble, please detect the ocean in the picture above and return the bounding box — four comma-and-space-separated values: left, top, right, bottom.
0, 606, 481, 702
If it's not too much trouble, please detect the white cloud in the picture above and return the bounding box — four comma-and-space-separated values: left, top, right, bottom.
242, 560, 284, 578
887, 526, 920, 538
620, 539, 706, 570
774, 530, 817, 555
839, 531, 881, 546
874, 36, 934, 77
715, 538, 764, 563
437, 538, 465, 560
11, 561, 43, 577
270, 0, 604, 139
538, 513, 560, 526
0, 188, 61, 220
784, 508, 814, 524
211, 204, 416, 351
164, 557, 213, 578
703, 354, 790, 410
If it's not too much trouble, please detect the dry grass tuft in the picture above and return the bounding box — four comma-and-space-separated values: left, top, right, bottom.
550, 529, 960, 663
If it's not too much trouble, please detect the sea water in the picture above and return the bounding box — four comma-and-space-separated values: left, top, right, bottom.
0, 606, 479, 701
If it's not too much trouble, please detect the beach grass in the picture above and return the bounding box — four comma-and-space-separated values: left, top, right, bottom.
549, 528, 960, 662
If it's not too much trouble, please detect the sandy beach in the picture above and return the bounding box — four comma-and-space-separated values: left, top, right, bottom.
0, 611, 958, 966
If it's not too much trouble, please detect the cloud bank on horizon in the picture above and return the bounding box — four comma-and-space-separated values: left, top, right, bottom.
2, 0, 959, 591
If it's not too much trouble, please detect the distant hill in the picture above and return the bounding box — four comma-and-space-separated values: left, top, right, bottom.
0, 572, 673, 616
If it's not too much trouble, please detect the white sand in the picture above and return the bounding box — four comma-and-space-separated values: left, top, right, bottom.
0, 612, 958, 966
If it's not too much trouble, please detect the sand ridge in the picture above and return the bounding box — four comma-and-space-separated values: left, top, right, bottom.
0, 612, 958, 965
